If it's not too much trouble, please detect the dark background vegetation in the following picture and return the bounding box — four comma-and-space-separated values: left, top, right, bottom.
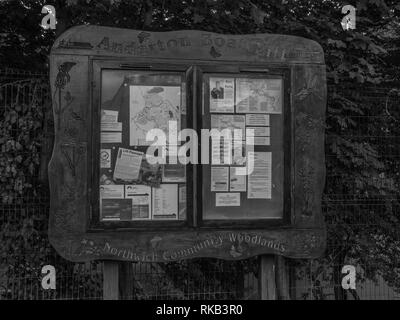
0, 0, 399, 299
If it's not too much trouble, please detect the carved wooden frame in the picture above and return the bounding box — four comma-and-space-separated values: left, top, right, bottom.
49, 26, 326, 262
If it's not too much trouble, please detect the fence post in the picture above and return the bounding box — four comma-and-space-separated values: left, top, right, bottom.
275, 256, 290, 300
103, 261, 119, 300
119, 262, 134, 300
259, 255, 276, 300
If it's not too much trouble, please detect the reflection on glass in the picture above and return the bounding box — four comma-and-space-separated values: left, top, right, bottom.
99, 70, 187, 222
203, 74, 284, 220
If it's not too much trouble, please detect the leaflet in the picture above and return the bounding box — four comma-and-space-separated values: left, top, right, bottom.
162, 163, 186, 182
100, 184, 124, 198
247, 152, 272, 199
215, 193, 241, 207
245, 114, 270, 126
101, 110, 119, 123
209, 77, 235, 113
211, 166, 229, 192
152, 184, 178, 220
178, 185, 187, 220
101, 199, 132, 221
125, 185, 151, 220
101, 122, 122, 131
100, 149, 111, 168
246, 127, 270, 137
229, 167, 246, 192
101, 132, 121, 143
247, 136, 271, 146
113, 148, 143, 181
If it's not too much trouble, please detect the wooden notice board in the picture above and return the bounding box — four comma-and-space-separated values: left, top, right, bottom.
48, 26, 327, 262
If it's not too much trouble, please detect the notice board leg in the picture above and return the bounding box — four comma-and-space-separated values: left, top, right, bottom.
119, 262, 134, 300
258, 255, 276, 300
103, 261, 119, 300
275, 256, 291, 300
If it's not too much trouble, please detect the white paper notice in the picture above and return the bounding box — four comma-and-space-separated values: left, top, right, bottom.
209, 77, 234, 113
101, 110, 118, 123
100, 149, 111, 168
230, 167, 246, 191
101, 132, 122, 143
101, 122, 122, 131
178, 185, 187, 220
246, 127, 270, 137
247, 136, 271, 146
211, 166, 229, 191
246, 114, 270, 126
236, 78, 282, 114
129, 85, 180, 146
247, 152, 272, 199
113, 148, 143, 181
100, 185, 124, 198
125, 185, 151, 220
152, 184, 178, 220
211, 141, 232, 165
215, 193, 241, 206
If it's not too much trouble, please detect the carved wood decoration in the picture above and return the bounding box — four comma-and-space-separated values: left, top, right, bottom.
49, 26, 326, 262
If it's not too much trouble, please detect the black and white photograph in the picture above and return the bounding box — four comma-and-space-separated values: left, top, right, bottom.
0, 0, 400, 312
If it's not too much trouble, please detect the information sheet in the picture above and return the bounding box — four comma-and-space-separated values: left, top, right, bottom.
113, 148, 143, 181
100, 149, 111, 168
245, 114, 270, 126
152, 184, 178, 220
247, 152, 272, 199
101, 132, 121, 143
211, 166, 229, 191
215, 193, 241, 206
125, 185, 151, 220
129, 85, 180, 145
229, 167, 246, 192
100, 185, 124, 198
209, 77, 235, 113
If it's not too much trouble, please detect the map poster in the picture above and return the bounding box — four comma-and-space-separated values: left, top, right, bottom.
129, 85, 181, 146
211, 115, 245, 139
209, 77, 234, 113
152, 184, 178, 220
211, 166, 229, 192
236, 78, 282, 114
113, 148, 143, 181
125, 185, 151, 220
247, 152, 272, 199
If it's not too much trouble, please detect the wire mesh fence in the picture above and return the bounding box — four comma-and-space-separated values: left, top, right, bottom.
0, 68, 399, 300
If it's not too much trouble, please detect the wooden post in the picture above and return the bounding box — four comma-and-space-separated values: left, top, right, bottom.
275, 256, 291, 300
259, 255, 276, 300
119, 262, 134, 300
103, 261, 119, 300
